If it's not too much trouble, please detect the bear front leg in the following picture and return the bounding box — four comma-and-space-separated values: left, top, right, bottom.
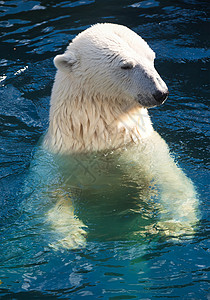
153, 161, 199, 238
147, 133, 199, 237
121, 131, 199, 238
47, 194, 87, 250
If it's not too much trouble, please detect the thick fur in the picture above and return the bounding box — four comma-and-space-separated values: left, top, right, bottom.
40, 24, 199, 249
44, 23, 167, 153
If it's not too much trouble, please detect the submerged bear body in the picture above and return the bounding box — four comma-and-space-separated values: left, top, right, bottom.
27, 23, 199, 249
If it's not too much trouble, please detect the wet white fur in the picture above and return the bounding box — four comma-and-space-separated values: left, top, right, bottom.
44, 23, 168, 153
41, 24, 199, 249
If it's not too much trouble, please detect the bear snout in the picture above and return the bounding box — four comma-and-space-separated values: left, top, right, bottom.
153, 90, 169, 104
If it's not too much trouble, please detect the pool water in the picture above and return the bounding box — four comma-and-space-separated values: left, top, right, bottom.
0, 0, 209, 299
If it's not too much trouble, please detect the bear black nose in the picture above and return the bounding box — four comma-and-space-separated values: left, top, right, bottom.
153, 90, 169, 104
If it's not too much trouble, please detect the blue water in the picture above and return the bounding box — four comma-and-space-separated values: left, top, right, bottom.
0, 0, 209, 299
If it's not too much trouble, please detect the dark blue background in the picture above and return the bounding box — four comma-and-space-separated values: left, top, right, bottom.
0, 0, 209, 299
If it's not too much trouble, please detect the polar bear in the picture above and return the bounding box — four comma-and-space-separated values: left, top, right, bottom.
37, 23, 199, 249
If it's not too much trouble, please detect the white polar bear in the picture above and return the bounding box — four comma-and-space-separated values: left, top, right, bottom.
38, 23, 199, 249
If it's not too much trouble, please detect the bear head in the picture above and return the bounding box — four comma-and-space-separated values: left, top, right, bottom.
53, 23, 169, 108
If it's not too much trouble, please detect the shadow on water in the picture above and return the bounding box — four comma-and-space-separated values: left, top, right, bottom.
0, 0, 209, 299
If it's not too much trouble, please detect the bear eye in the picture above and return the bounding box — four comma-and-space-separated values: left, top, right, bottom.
121, 62, 134, 70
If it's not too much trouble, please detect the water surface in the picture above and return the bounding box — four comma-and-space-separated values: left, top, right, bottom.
0, 0, 209, 299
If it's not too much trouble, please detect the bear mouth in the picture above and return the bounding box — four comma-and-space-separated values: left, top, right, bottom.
136, 90, 169, 108
136, 93, 167, 109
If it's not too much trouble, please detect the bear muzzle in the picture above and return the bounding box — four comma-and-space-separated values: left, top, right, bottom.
153, 90, 169, 105
136, 88, 169, 108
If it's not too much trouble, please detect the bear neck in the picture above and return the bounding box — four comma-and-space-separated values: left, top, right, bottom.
45, 73, 154, 153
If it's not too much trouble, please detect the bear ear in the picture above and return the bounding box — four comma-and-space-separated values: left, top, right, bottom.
53, 51, 77, 72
